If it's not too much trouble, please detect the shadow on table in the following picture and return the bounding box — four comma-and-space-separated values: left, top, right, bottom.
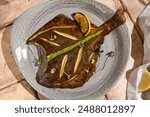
126, 23, 144, 79
1, 26, 39, 99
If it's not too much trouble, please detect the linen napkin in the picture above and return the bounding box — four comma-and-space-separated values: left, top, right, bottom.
127, 3, 150, 100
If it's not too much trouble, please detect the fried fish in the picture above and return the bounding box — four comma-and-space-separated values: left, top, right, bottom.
26, 9, 126, 88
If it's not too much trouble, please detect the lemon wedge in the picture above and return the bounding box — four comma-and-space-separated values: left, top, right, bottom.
73, 12, 91, 36
138, 69, 150, 92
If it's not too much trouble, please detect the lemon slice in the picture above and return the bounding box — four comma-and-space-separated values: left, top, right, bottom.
138, 69, 150, 92
73, 12, 91, 36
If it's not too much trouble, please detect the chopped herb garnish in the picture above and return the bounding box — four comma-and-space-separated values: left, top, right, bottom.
101, 51, 116, 70
67, 74, 71, 80
50, 68, 56, 74
64, 72, 71, 80
91, 59, 95, 64
49, 35, 57, 41
28, 46, 42, 67
106, 51, 116, 57
34, 59, 42, 67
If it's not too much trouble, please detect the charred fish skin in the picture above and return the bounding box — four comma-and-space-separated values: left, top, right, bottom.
27, 9, 126, 88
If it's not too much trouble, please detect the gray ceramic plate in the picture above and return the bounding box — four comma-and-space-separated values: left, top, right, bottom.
11, 0, 131, 99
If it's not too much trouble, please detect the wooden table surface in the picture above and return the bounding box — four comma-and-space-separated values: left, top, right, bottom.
0, 0, 148, 100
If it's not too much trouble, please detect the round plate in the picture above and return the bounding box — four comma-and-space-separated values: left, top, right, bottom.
11, 0, 131, 99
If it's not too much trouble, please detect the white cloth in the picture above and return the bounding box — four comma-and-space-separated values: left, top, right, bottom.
138, 4, 150, 63
127, 4, 150, 100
